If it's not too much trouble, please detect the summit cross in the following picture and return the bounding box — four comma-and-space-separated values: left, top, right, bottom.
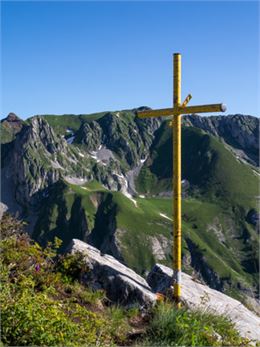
137, 53, 226, 305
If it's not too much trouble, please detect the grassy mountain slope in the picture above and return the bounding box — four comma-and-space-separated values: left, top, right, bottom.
137, 122, 257, 209
41, 112, 107, 137
32, 176, 258, 301
135, 122, 258, 299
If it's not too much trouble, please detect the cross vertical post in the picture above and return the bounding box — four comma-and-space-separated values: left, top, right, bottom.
173, 53, 182, 304
136, 53, 226, 307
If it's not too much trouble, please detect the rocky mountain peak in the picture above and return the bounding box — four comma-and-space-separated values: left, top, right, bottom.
24, 116, 67, 154
74, 110, 161, 168
5, 112, 21, 122
0, 113, 24, 143
2, 116, 92, 207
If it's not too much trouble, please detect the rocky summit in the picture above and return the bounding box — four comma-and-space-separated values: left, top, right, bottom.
1, 109, 259, 309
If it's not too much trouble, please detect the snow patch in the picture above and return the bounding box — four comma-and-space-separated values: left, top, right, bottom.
159, 213, 172, 221
140, 156, 148, 165
124, 192, 138, 207
114, 172, 138, 207
64, 176, 87, 185
139, 195, 145, 198
78, 152, 85, 158
90, 152, 99, 162
115, 112, 120, 118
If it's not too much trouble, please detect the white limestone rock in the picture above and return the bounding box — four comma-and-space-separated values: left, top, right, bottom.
67, 239, 157, 307
147, 264, 260, 343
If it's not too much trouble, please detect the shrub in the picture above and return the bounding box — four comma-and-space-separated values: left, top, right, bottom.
0, 214, 127, 346
56, 251, 89, 284
1, 282, 106, 346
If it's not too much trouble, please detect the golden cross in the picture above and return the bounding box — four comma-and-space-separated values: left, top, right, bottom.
137, 53, 226, 305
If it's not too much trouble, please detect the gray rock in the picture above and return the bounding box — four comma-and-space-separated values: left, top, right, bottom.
147, 264, 260, 342
67, 239, 157, 307
1, 116, 92, 208
0, 202, 8, 220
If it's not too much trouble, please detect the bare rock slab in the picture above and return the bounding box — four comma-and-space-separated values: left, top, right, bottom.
147, 264, 260, 342
67, 239, 157, 307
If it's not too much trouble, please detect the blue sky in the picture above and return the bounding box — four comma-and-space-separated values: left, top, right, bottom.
1, 1, 259, 119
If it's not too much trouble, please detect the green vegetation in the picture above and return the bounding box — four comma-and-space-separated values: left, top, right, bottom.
0, 214, 133, 346
140, 302, 250, 346
32, 176, 258, 299
136, 124, 258, 211
41, 112, 107, 137
0, 117, 24, 144
134, 123, 258, 296
0, 124, 14, 143
0, 214, 253, 346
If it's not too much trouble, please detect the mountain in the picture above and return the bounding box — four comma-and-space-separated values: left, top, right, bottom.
0, 112, 24, 144
1, 109, 259, 306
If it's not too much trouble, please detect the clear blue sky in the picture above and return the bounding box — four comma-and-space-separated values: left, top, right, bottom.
1, 1, 259, 119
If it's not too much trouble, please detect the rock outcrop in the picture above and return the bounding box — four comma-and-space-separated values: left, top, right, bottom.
147, 264, 260, 342
75, 110, 161, 168
183, 114, 259, 166
1, 116, 92, 207
67, 241, 260, 342
67, 239, 157, 307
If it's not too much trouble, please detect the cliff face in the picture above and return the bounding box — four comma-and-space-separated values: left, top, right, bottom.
1, 117, 93, 207
75, 111, 160, 167
1, 109, 161, 209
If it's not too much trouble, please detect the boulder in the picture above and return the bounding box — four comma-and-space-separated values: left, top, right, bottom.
147, 264, 260, 342
67, 239, 157, 307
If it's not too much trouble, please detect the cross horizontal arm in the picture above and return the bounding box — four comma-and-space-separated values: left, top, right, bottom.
137, 103, 226, 118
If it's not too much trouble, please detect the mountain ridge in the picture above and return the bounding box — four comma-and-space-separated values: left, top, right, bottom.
1, 109, 259, 305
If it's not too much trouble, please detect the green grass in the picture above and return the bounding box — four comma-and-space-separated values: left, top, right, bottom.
32, 176, 258, 297
0, 119, 25, 144
139, 302, 251, 346
136, 124, 258, 210
40, 112, 108, 137
0, 124, 14, 144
